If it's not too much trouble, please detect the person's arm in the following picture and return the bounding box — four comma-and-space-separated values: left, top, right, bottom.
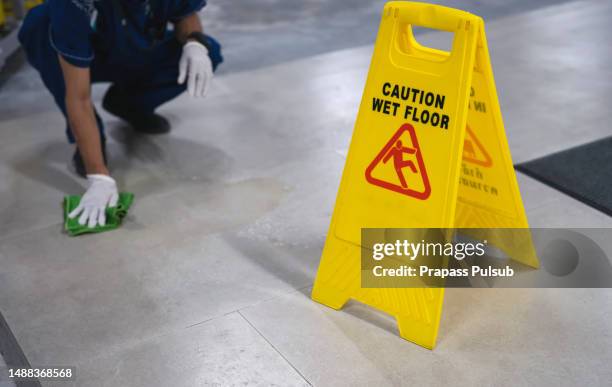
174, 13, 213, 98
175, 12, 203, 44
60, 55, 118, 228
58, 55, 107, 175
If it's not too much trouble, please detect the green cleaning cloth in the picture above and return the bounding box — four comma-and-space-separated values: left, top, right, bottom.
63, 193, 135, 236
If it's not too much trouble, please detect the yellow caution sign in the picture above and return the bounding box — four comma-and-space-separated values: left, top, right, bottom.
25, 0, 44, 11
312, 2, 538, 349
0, 1, 5, 27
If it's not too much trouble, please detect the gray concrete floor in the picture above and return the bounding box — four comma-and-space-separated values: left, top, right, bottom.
202, 0, 578, 73
0, 355, 15, 387
1, 0, 611, 386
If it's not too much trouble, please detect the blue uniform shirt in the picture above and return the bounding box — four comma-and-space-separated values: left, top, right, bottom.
48, 0, 207, 67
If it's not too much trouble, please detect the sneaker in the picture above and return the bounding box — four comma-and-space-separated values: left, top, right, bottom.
102, 85, 171, 134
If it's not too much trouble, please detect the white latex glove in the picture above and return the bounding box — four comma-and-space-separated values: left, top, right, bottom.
177, 41, 213, 98
68, 174, 119, 228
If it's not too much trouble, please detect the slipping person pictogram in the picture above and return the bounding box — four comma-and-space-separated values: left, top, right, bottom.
462, 125, 493, 167
382, 140, 418, 189
365, 124, 431, 200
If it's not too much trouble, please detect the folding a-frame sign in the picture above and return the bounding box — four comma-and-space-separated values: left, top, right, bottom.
312, 2, 537, 349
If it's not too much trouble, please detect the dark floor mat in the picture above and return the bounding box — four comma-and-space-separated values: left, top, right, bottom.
516, 137, 612, 217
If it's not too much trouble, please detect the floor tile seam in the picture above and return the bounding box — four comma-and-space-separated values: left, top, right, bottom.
236, 310, 312, 387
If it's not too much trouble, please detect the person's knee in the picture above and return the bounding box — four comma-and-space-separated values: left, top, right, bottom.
205, 35, 223, 72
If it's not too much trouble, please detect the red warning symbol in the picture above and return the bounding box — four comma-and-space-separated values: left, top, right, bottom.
463, 125, 492, 167
365, 124, 431, 200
